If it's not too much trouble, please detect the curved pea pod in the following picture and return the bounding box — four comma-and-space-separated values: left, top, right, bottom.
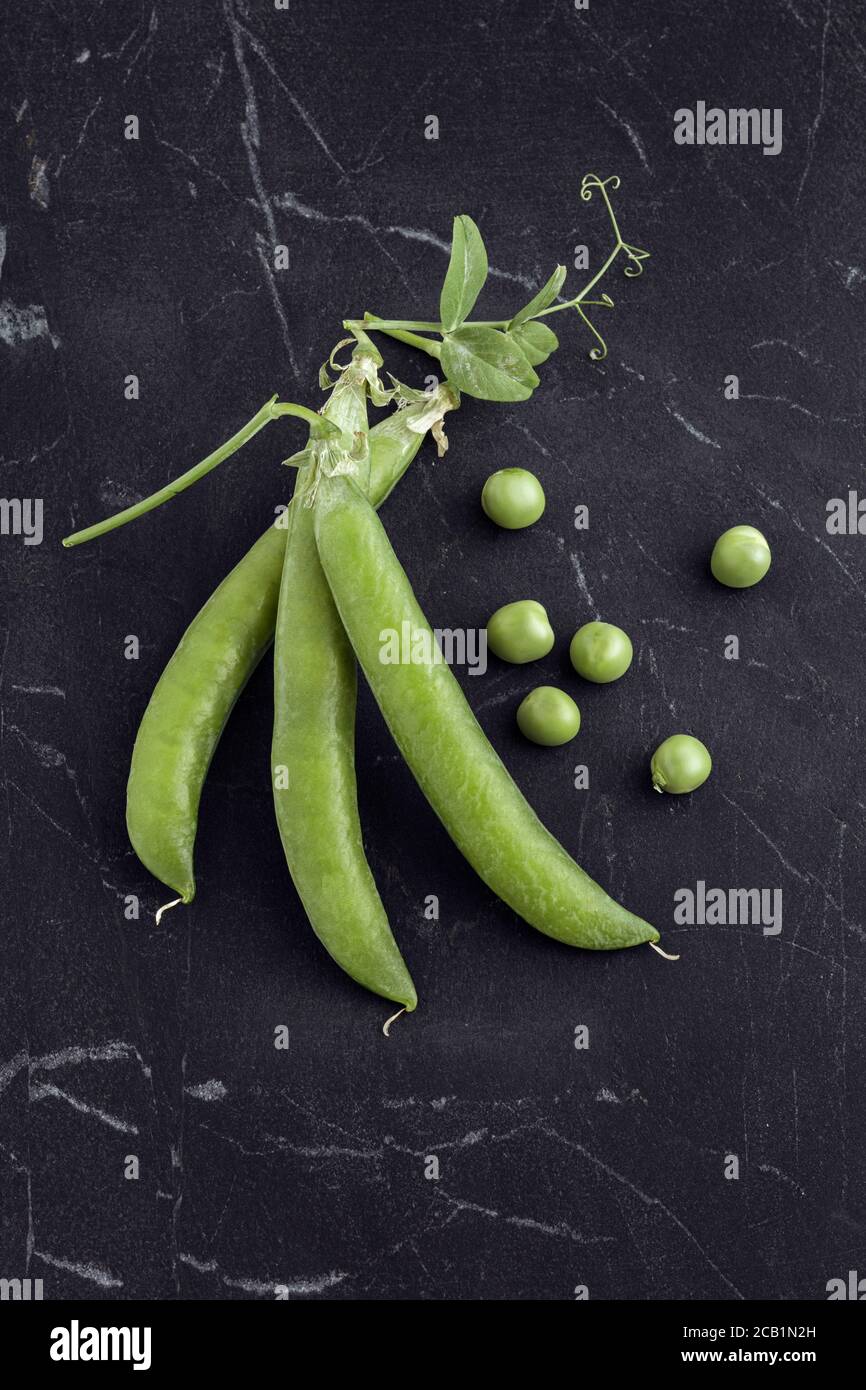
126, 523, 284, 903
126, 383, 459, 904
273, 470, 417, 1008
314, 475, 658, 952
271, 356, 418, 1009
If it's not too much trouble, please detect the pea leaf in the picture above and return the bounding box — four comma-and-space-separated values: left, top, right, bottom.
507, 265, 567, 329
507, 320, 559, 366
440, 327, 539, 402
439, 216, 489, 334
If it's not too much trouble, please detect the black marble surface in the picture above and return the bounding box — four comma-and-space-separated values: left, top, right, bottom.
1, 0, 864, 1302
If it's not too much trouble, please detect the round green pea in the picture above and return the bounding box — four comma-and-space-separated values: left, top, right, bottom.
487, 600, 554, 664
651, 734, 712, 794
569, 621, 633, 684
481, 468, 545, 529
710, 525, 771, 588
517, 687, 581, 746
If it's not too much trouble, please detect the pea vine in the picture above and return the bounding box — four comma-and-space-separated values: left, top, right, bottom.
62, 173, 648, 550
345, 172, 650, 399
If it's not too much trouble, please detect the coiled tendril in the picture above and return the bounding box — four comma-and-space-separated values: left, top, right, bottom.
575, 174, 650, 360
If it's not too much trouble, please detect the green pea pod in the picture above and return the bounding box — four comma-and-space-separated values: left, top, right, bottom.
314, 475, 659, 952
125, 523, 284, 904
271, 353, 415, 1009
126, 383, 459, 905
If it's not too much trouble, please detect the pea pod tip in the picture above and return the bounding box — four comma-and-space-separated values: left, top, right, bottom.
155, 896, 186, 925
382, 1006, 409, 1036
649, 941, 680, 961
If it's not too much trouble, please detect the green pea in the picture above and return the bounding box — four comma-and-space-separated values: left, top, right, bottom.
569, 621, 633, 684
487, 600, 554, 664
481, 468, 545, 529
517, 687, 581, 746
651, 734, 712, 794
710, 525, 771, 588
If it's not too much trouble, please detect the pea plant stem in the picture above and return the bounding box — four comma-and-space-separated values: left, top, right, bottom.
536, 251, 619, 316
62, 397, 326, 548
360, 241, 626, 337
357, 314, 442, 359
351, 318, 442, 332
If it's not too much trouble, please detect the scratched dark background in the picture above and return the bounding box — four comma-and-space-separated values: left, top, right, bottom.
1, 0, 864, 1302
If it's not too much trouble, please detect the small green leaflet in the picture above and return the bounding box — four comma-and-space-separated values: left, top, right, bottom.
507, 265, 567, 329
507, 320, 559, 366
440, 326, 539, 402
348, 324, 384, 367
282, 448, 315, 468
439, 216, 489, 334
